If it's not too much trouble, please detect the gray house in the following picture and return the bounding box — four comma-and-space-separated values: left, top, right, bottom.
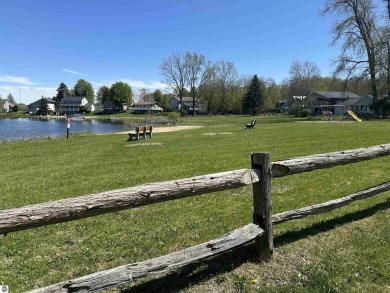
28, 98, 55, 115
102, 98, 127, 114
131, 102, 163, 114
334, 95, 373, 115
169, 96, 206, 115
306, 91, 361, 114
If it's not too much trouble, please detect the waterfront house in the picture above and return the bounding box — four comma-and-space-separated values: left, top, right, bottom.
28, 98, 55, 115
0, 99, 14, 113
58, 96, 90, 115
131, 102, 163, 114
169, 96, 206, 115
102, 98, 127, 114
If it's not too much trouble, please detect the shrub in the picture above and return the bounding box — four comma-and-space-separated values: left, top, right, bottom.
167, 112, 181, 125
300, 109, 311, 117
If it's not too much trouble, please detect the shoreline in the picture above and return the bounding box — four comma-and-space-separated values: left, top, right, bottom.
113, 125, 203, 134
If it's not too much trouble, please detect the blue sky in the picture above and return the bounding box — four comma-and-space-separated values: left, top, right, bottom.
0, 0, 340, 104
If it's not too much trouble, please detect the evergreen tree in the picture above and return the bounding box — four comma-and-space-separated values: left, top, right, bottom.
7, 93, 16, 104
243, 75, 266, 114
38, 96, 49, 115
54, 82, 69, 112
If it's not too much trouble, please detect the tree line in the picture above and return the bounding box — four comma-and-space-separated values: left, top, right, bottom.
42, 0, 390, 117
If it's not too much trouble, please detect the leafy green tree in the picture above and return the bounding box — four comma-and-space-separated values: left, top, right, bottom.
109, 82, 133, 106
12, 104, 19, 112
7, 93, 16, 104
243, 75, 266, 115
370, 96, 390, 117
152, 89, 169, 110
73, 79, 95, 104
96, 85, 110, 104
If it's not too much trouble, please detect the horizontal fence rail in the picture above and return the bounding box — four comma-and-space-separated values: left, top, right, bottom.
27, 224, 264, 293
271, 143, 390, 177
0, 169, 259, 235
272, 180, 390, 224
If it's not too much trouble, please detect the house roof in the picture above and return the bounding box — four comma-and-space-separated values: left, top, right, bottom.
335, 95, 373, 106
28, 98, 55, 106
170, 96, 195, 103
62, 96, 86, 102
310, 91, 361, 100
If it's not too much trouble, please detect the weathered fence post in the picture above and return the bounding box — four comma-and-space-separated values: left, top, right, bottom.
251, 152, 274, 259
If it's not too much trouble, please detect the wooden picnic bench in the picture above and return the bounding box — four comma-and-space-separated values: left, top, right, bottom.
128, 125, 153, 141
245, 119, 256, 130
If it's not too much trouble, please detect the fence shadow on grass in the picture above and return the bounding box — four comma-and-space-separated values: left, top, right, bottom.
273, 198, 390, 248
121, 198, 389, 293
120, 244, 259, 293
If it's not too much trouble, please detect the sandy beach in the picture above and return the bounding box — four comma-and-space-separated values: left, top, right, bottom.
114, 125, 203, 135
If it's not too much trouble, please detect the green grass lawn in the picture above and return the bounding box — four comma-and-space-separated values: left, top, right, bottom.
0, 115, 389, 292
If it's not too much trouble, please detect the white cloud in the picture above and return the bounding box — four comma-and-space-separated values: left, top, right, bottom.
62, 68, 88, 76
0, 75, 34, 85
0, 85, 56, 104
92, 79, 166, 90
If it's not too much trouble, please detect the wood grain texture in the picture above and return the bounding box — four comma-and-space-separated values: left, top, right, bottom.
26, 223, 264, 293
0, 169, 259, 235
271, 143, 390, 177
251, 153, 273, 259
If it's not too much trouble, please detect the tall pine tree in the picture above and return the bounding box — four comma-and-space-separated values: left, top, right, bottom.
54, 82, 69, 113
243, 75, 266, 115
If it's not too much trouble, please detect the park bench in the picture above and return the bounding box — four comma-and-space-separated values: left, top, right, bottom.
128, 125, 153, 141
245, 119, 256, 130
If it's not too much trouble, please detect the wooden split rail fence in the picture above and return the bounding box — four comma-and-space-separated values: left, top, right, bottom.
2, 144, 390, 292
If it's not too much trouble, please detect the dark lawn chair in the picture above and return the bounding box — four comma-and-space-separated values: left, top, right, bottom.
245, 119, 256, 130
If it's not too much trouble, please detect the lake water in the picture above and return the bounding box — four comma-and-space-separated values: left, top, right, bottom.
0, 118, 132, 141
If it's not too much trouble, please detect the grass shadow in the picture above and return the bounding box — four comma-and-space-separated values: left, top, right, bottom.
120, 244, 259, 293
274, 198, 390, 247
120, 199, 389, 292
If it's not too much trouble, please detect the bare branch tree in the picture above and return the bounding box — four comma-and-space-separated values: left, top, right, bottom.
215, 61, 238, 115
289, 60, 321, 98
159, 52, 187, 107
323, 0, 379, 100
185, 52, 212, 116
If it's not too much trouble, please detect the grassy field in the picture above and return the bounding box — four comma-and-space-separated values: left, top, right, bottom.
0, 115, 389, 292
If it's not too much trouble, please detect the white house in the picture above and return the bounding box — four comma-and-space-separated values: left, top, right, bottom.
131, 102, 163, 114
58, 96, 89, 115
28, 98, 55, 115
0, 99, 14, 113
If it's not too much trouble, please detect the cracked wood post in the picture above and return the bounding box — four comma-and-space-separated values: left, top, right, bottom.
251, 152, 273, 259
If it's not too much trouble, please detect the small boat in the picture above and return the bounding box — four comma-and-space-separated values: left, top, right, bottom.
71, 114, 85, 121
